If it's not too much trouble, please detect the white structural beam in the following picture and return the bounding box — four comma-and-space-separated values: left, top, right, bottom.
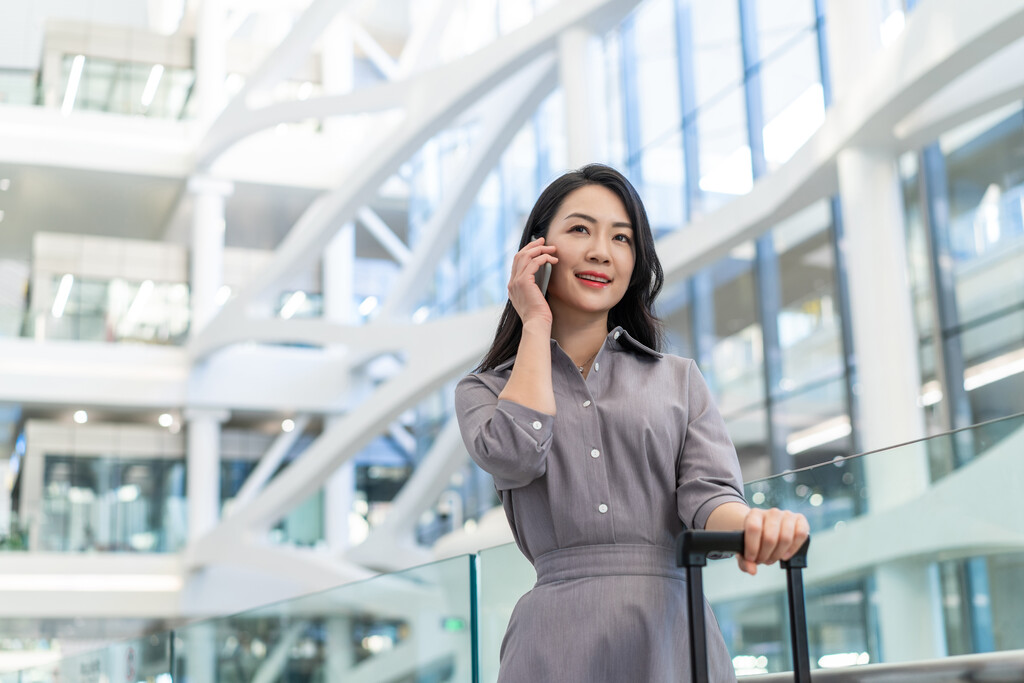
655, 0, 1024, 286
378, 54, 559, 320
189, 307, 499, 558
184, 540, 374, 595
251, 622, 308, 683
190, 0, 642, 361
230, 0, 356, 111
356, 207, 412, 264
396, 0, 451, 77
895, 37, 1024, 150
349, 19, 400, 81
229, 416, 312, 511
346, 418, 468, 571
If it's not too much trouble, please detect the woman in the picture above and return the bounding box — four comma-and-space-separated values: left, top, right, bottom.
455, 164, 808, 682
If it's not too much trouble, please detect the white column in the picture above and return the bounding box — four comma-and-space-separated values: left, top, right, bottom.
322, 225, 357, 553
185, 408, 230, 542
0, 461, 11, 541
837, 148, 928, 470
321, 11, 360, 554
828, 0, 943, 662
188, 176, 233, 336
321, 14, 358, 140
558, 27, 604, 167
183, 621, 218, 683
325, 617, 355, 678
194, 0, 228, 129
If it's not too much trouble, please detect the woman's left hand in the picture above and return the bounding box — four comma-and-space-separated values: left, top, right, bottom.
737, 507, 809, 575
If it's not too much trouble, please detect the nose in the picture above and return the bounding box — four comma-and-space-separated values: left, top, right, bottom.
586, 239, 611, 264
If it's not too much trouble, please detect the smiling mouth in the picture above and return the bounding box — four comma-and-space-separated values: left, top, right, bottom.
573, 272, 610, 282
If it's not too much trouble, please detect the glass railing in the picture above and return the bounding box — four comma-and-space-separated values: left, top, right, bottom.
3, 414, 1022, 681
719, 411, 1024, 674
171, 554, 474, 682
14, 633, 172, 683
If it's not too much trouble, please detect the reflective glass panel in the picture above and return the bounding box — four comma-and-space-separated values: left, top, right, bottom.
711, 413, 1024, 673
170, 554, 475, 682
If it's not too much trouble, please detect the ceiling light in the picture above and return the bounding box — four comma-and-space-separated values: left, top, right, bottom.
141, 64, 165, 109
280, 291, 307, 319
73, 410, 88, 424
0, 178, 10, 191
786, 416, 851, 455
61, 55, 86, 116
918, 380, 943, 406
216, 285, 232, 306
158, 413, 174, 428
963, 348, 1024, 391
51, 274, 74, 318
117, 280, 154, 336
0, 574, 182, 592
281, 418, 295, 433
358, 296, 378, 316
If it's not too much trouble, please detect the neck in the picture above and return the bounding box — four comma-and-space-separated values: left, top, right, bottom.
550, 309, 609, 368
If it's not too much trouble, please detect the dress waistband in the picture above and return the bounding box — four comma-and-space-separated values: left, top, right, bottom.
533, 544, 685, 585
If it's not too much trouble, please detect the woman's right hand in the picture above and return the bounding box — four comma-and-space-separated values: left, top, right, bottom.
508, 237, 557, 326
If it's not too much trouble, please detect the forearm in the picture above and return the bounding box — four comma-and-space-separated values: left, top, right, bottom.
704, 501, 751, 532
498, 320, 556, 415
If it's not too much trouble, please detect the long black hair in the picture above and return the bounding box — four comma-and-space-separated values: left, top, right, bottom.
477, 164, 664, 372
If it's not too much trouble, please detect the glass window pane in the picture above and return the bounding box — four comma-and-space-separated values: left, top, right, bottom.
773, 200, 844, 389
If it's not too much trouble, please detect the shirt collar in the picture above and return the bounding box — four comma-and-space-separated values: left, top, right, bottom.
491, 326, 662, 372
608, 326, 663, 359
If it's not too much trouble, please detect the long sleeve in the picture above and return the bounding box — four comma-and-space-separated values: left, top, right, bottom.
454, 373, 555, 490
676, 360, 747, 529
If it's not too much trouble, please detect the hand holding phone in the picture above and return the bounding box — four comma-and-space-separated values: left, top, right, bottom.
531, 235, 551, 296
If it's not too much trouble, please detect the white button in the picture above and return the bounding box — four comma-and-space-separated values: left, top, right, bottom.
531, 421, 542, 430
593, 362, 600, 372
583, 400, 591, 407
598, 504, 609, 514
614, 331, 621, 339
590, 448, 600, 458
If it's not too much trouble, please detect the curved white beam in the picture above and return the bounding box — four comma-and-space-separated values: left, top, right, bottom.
655, 0, 1024, 286
190, 0, 642, 361
230, 0, 356, 112
378, 54, 558, 320
357, 207, 412, 264
228, 415, 312, 511
189, 307, 499, 557
345, 418, 468, 572
895, 38, 1024, 150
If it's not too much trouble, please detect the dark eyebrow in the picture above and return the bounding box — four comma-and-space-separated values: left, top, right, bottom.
563, 212, 633, 229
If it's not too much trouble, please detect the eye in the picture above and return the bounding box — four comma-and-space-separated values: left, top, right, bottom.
569, 225, 589, 234
614, 233, 632, 244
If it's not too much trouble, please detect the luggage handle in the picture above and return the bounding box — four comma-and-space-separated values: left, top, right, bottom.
676, 530, 811, 682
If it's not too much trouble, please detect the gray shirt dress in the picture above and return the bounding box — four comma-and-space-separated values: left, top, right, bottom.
455, 327, 746, 682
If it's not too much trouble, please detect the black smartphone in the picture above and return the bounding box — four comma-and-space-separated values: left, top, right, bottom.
531, 235, 551, 296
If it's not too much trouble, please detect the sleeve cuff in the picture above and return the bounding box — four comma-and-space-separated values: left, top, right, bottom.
691, 493, 748, 530
495, 398, 554, 445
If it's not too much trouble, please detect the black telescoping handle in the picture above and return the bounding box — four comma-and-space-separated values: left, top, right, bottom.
676, 529, 812, 683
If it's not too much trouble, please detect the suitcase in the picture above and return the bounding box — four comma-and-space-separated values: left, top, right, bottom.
676, 530, 812, 682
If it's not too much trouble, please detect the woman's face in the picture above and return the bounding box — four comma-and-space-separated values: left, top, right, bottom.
543, 184, 635, 319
